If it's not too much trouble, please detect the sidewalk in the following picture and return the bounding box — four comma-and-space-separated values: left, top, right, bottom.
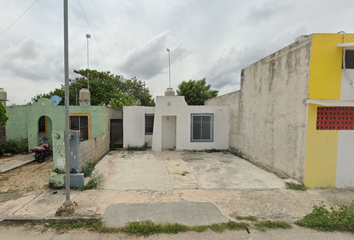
1, 187, 353, 227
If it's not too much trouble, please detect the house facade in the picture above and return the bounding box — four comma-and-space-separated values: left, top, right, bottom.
5, 97, 122, 169
124, 94, 229, 152
206, 33, 354, 188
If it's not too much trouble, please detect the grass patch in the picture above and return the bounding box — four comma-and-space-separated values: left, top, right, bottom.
295, 202, 354, 232
126, 143, 148, 151
204, 149, 222, 153
78, 173, 104, 191
81, 162, 96, 177
285, 183, 307, 191
255, 220, 292, 232
235, 216, 258, 222
121, 220, 249, 237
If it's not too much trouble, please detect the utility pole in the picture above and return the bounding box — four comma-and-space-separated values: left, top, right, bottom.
86, 34, 91, 92
167, 48, 171, 88
63, 0, 72, 207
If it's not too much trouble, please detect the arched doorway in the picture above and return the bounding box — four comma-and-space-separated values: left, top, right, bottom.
38, 115, 52, 146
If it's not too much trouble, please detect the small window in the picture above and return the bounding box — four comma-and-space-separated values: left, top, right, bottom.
145, 114, 154, 135
344, 50, 354, 69
191, 114, 213, 142
70, 115, 89, 141
38, 116, 46, 134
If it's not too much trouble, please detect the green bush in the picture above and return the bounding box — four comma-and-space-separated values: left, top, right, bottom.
0, 138, 28, 156
295, 202, 354, 232
126, 143, 148, 151
81, 162, 96, 177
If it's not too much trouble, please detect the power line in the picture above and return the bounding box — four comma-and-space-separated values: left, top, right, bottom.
77, 0, 110, 71
0, 0, 40, 37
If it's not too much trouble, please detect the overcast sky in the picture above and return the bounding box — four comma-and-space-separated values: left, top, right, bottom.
1, 0, 353, 105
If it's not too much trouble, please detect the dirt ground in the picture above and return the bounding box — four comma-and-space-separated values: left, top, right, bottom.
0, 154, 52, 193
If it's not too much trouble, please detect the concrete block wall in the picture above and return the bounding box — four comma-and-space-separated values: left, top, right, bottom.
79, 131, 109, 170
206, 36, 312, 182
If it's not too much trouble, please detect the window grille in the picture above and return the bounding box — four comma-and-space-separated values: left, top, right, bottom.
316, 107, 354, 130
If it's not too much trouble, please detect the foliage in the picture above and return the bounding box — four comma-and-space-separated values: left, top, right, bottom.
126, 143, 148, 151
0, 138, 28, 156
78, 173, 104, 191
295, 202, 354, 232
122, 220, 249, 237
81, 162, 96, 177
235, 216, 258, 222
286, 183, 307, 191
205, 149, 222, 153
45, 219, 251, 236
0, 101, 9, 127
255, 220, 292, 232
32, 69, 155, 109
176, 78, 218, 105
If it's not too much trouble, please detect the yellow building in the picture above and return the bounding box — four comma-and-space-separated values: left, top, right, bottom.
206, 33, 354, 188
305, 33, 354, 187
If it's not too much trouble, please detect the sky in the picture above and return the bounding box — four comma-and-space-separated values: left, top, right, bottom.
0, 0, 354, 105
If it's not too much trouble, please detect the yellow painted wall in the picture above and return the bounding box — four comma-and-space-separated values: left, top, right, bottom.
304, 34, 354, 187
304, 104, 338, 187
308, 34, 354, 100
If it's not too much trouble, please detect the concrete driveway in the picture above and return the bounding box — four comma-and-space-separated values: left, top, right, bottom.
95, 150, 284, 190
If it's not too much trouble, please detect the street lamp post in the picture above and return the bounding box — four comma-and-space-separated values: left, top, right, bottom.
86, 34, 91, 92
166, 48, 171, 88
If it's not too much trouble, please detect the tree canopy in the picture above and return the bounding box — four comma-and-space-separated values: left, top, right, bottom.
32, 69, 155, 109
176, 78, 218, 105
0, 102, 9, 126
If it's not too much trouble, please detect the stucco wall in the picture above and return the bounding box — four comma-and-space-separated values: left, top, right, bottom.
152, 96, 229, 151
123, 106, 145, 148
205, 91, 240, 149
5, 105, 28, 140
5, 98, 119, 150
236, 37, 311, 181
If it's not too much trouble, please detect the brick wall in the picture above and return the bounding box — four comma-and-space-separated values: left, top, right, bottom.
79, 131, 109, 170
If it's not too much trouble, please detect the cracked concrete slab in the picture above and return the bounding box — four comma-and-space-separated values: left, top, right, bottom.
102, 202, 228, 228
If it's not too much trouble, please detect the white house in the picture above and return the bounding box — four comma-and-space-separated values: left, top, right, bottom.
123, 93, 229, 152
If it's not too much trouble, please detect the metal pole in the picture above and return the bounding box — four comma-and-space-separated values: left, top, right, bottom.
63, 0, 72, 207
86, 34, 91, 92
87, 37, 89, 91
167, 48, 171, 88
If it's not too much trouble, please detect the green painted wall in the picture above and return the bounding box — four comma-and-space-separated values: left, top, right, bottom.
5, 106, 28, 140
6, 98, 115, 150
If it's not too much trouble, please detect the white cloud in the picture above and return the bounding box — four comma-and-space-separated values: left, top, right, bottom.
118, 31, 189, 79
0, 37, 63, 82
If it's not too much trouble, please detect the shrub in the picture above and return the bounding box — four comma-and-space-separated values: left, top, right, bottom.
0, 138, 28, 156
295, 202, 354, 232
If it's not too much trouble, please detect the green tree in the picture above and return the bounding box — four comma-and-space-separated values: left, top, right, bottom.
32, 69, 155, 109
176, 78, 218, 105
0, 102, 9, 126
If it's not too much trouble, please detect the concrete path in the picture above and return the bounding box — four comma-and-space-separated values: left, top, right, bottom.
102, 202, 228, 228
95, 150, 284, 190
0, 155, 34, 173
95, 151, 173, 190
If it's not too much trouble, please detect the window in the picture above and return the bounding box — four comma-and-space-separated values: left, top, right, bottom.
191, 113, 213, 142
38, 116, 46, 134
344, 50, 354, 69
145, 114, 154, 135
316, 107, 354, 130
70, 115, 90, 141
